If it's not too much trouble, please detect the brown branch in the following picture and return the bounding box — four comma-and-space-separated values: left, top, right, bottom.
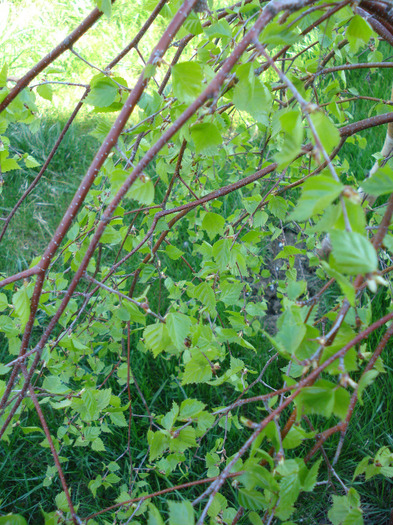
84, 471, 244, 522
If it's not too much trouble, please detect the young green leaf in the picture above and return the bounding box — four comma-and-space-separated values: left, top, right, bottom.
172, 62, 203, 104
168, 500, 195, 525
190, 122, 222, 155
329, 231, 378, 275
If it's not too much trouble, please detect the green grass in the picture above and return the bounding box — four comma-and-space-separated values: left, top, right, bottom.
0, 117, 100, 274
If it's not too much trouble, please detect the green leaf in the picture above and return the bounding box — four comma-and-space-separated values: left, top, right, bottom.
329, 231, 378, 275
193, 282, 216, 315
12, 286, 30, 328
37, 84, 53, 101
42, 376, 70, 394
82, 389, 98, 421
233, 64, 272, 123
25, 154, 40, 168
275, 111, 303, 168
55, 491, 69, 512
361, 166, 393, 197
205, 19, 232, 39
0, 515, 27, 525
101, 225, 122, 245
165, 245, 184, 260
109, 411, 128, 427
172, 62, 203, 104
168, 500, 195, 525
321, 261, 356, 306
0, 293, 9, 311
202, 212, 225, 240
260, 21, 300, 45
213, 238, 230, 272
328, 488, 363, 525
290, 175, 344, 221
268, 196, 288, 220
276, 306, 306, 356
166, 312, 192, 350
295, 380, 335, 418
303, 459, 322, 492
248, 511, 263, 525
95, 0, 112, 17
190, 122, 222, 155
219, 281, 243, 306
182, 352, 212, 385
238, 488, 266, 511
144, 323, 171, 357
357, 370, 379, 405
310, 112, 340, 153
347, 15, 373, 53
91, 437, 105, 451
85, 76, 117, 107
179, 399, 206, 419
0, 63, 8, 88
148, 504, 165, 525
148, 430, 170, 460
132, 175, 154, 205
162, 402, 179, 431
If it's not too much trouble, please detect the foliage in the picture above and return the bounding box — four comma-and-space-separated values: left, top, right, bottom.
1, 0, 393, 523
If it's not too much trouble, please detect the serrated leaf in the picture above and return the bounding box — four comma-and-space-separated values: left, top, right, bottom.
168, 501, 195, 525
310, 112, 340, 153
179, 399, 206, 419
25, 154, 40, 168
290, 175, 343, 221
347, 15, 373, 53
132, 175, 154, 205
238, 488, 266, 511
162, 402, 179, 431
165, 245, 184, 260
303, 458, 322, 491
260, 21, 300, 45
213, 238, 230, 272
144, 323, 171, 357
55, 491, 69, 512
172, 62, 203, 104
275, 110, 303, 168
268, 196, 288, 220
219, 281, 243, 306
193, 282, 216, 314
233, 64, 272, 124
182, 353, 212, 385
361, 166, 393, 196
191, 122, 222, 155
12, 287, 30, 328
148, 504, 165, 525
166, 312, 192, 350
295, 380, 335, 418
85, 77, 117, 107
328, 488, 363, 525
91, 437, 105, 451
0, 293, 9, 311
357, 370, 379, 405
202, 212, 225, 240
148, 430, 170, 460
109, 411, 128, 427
329, 231, 378, 275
